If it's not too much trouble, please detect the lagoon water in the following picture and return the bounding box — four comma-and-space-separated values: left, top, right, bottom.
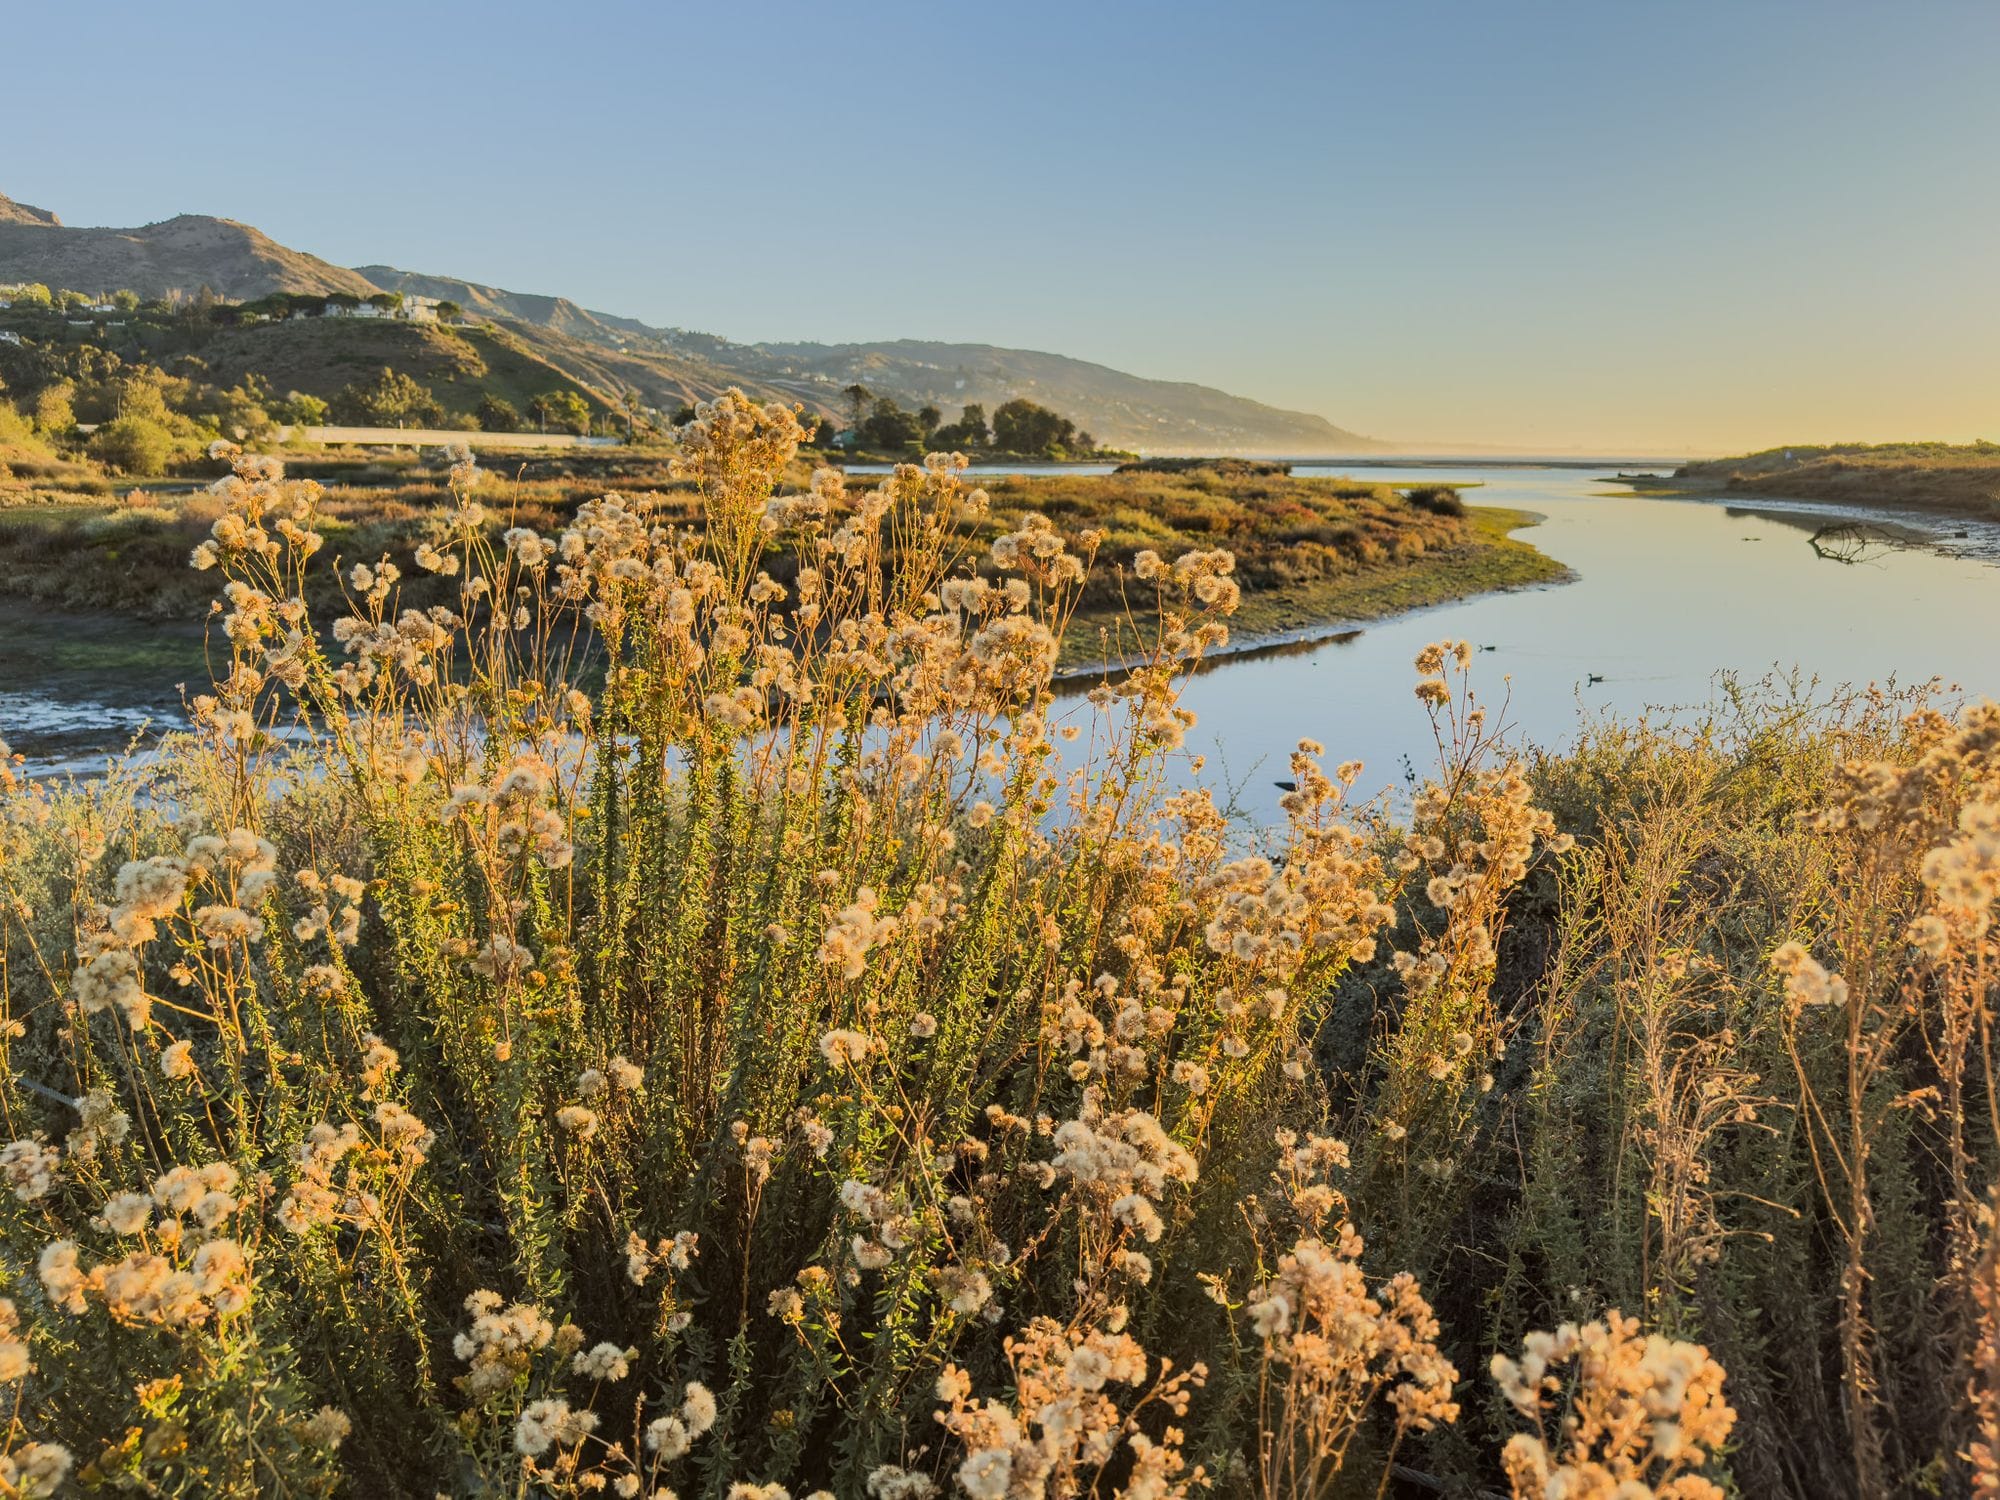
1048, 466, 2000, 823
7, 466, 1999, 813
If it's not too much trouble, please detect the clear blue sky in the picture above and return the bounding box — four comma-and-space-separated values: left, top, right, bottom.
5, 0, 1995, 453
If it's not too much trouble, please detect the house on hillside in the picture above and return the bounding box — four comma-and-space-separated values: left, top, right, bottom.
320, 293, 442, 323
0, 331, 21, 346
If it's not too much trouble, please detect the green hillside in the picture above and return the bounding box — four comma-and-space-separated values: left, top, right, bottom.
195, 319, 613, 425
0, 188, 1386, 454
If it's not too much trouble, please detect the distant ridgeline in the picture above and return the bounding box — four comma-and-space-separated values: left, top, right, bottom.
0, 189, 1384, 457
1, 279, 1162, 478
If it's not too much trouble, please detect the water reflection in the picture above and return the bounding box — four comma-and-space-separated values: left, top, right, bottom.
1041, 466, 2000, 824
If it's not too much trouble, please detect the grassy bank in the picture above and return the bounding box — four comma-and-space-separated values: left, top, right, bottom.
967, 461, 1567, 664
1161, 505, 1561, 647
1623, 440, 2000, 520
0, 452, 1564, 647
0, 395, 1993, 1498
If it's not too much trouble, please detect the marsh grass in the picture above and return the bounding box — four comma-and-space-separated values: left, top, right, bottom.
0, 455, 1558, 661
0, 396, 1992, 1499
1662, 441, 2000, 521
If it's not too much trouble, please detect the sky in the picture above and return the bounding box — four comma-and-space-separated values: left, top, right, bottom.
3, 0, 1995, 455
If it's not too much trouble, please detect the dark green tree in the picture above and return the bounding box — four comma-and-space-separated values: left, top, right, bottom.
931, 403, 990, 450
278, 391, 329, 426
859, 396, 926, 451
332, 367, 443, 427
843, 383, 872, 434
529, 389, 592, 435
991, 398, 1076, 457
476, 394, 522, 432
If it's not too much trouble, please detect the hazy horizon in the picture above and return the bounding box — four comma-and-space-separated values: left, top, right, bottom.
5, 0, 1995, 454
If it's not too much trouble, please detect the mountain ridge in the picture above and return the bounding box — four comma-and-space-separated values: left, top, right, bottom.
0, 193, 1383, 452
0, 194, 62, 227
725, 335, 1376, 453
0, 197, 379, 299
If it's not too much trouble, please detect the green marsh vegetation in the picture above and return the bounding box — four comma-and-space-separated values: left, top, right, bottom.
1011, 461, 1559, 661
0, 396, 1993, 1498
0, 448, 1558, 666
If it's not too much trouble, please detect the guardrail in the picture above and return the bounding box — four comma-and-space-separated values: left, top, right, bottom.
279, 426, 619, 449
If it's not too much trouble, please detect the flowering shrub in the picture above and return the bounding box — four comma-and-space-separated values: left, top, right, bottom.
1492, 1311, 1735, 1500
0, 396, 1991, 1497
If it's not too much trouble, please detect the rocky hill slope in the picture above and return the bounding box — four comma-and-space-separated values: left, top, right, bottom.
0, 195, 378, 299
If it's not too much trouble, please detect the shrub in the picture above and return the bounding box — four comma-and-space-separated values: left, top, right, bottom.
331, 366, 444, 428
0, 399, 37, 447
0, 403, 1992, 1498
1403, 484, 1466, 518
476, 394, 522, 432
87, 415, 178, 476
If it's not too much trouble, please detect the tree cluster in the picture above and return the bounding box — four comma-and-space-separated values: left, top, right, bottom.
330, 366, 443, 428
0, 335, 285, 474
831, 385, 1098, 458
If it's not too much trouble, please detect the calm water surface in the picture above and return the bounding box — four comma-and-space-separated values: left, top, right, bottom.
1047, 466, 2000, 822
7, 467, 1998, 808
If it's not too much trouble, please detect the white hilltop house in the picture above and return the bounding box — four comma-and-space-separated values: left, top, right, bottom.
323, 293, 442, 323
